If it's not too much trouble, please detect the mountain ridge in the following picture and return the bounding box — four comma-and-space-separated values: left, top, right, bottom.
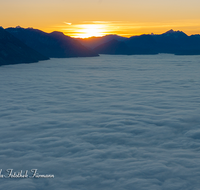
89, 29, 200, 55
0, 27, 49, 66
6, 27, 99, 58
2, 27, 200, 66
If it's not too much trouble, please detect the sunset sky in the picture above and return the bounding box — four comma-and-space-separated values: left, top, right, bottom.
1, 0, 200, 38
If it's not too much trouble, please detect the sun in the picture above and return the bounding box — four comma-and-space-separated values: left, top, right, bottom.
75, 24, 107, 38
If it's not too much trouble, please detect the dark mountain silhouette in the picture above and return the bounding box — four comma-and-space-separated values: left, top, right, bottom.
93, 34, 158, 55
77, 35, 127, 49
6, 27, 99, 58
0, 27, 48, 66
125, 34, 158, 54
94, 39, 131, 55
152, 30, 191, 54
90, 30, 200, 55
151, 30, 200, 55
2, 27, 200, 65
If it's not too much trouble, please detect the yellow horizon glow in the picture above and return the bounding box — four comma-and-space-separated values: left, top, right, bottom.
1, 0, 200, 38
54, 20, 200, 38
72, 24, 108, 38
3, 20, 200, 39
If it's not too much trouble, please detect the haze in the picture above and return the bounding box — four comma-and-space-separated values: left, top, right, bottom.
1, 0, 200, 37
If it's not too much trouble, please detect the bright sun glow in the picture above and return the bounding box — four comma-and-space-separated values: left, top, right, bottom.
75, 24, 107, 38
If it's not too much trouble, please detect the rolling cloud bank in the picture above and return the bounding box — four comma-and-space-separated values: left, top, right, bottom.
0, 54, 200, 189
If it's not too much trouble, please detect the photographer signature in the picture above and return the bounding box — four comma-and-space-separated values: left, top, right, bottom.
0, 169, 54, 178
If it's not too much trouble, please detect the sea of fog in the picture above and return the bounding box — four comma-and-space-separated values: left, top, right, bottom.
0, 54, 200, 190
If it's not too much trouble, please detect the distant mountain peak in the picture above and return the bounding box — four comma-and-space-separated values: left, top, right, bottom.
162, 29, 188, 37
50, 31, 65, 36
165, 29, 175, 34
15, 26, 23, 29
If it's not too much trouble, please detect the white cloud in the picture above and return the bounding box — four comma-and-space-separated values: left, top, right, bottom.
64, 22, 72, 25
0, 55, 200, 189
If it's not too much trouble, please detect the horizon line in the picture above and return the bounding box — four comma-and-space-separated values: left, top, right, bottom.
3, 26, 200, 39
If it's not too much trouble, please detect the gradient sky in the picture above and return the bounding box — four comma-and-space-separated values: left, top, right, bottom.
1, 0, 200, 37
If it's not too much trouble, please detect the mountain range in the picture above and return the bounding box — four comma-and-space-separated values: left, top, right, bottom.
6, 27, 98, 58
78, 30, 200, 55
1, 26, 200, 66
0, 27, 48, 66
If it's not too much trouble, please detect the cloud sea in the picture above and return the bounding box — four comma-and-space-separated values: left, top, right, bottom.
0, 54, 200, 190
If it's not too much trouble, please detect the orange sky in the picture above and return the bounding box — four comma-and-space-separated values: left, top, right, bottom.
1, 0, 200, 38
